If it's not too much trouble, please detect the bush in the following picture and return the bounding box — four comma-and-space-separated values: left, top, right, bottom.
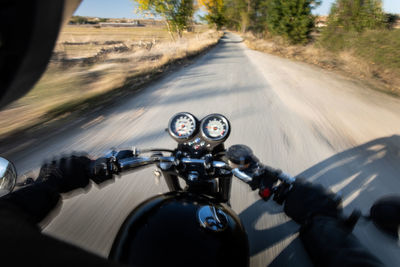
318, 28, 400, 72
69, 16, 97, 25
323, 0, 386, 33
266, 0, 318, 44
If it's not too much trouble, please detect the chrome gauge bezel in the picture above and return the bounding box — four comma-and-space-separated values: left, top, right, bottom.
168, 112, 198, 142
200, 114, 230, 142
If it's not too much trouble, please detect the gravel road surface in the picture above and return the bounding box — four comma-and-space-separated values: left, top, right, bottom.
4, 32, 400, 266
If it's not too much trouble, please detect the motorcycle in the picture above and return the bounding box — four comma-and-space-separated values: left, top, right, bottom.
0, 112, 399, 267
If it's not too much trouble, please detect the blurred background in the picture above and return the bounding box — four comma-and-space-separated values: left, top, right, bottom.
0, 0, 399, 266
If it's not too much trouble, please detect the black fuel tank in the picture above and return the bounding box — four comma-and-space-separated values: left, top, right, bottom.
109, 191, 249, 267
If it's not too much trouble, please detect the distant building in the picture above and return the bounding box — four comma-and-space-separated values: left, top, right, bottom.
99, 21, 144, 27
394, 16, 400, 29
315, 16, 328, 28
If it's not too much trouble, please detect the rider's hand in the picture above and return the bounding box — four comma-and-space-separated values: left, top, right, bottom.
90, 157, 114, 184
283, 179, 342, 225
37, 155, 92, 193
248, 165, 281, 200
90, 150, 133, 184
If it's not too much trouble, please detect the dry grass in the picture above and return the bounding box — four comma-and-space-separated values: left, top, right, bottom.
243, 32, 400, 96
0, 25, 221, 138
55, 25, 208, 58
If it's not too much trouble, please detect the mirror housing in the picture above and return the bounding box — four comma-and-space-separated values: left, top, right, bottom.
226, 145, 259, 169
0, 157, 17, 197
370, 195, 400, 238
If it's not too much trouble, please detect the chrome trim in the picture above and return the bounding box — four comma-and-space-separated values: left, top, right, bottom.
116, 156, 230, 175
197, 205, 228, 232
232, 168, 252, 183
188, 171, 199, 182
181, 158, 204, 164
118, 157, 154, 171
212, 161, 228, 168
167, 112, 198, 142
279, 172, 296, 184
158, 162, 173, 171
158, 156, 175, 162
200, 114, 230, 142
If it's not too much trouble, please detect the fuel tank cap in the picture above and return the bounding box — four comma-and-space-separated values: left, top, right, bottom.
197, 205, 228, 232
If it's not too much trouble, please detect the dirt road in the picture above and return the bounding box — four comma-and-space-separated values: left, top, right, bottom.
4, 32, 400, 266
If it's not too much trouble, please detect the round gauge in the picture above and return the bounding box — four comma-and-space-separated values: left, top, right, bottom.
200, 114, 230, 142
168, 112, 198, 141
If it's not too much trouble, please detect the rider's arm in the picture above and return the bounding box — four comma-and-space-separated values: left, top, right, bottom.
0, 199, 126, 267
300, 215, 383, 267
0, 155, 128, 266
0, 155, 92, 223
0, 181, 61, 224
283, 179, 384, 267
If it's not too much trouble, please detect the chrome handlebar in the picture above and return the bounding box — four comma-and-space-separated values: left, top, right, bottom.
117, 156, 232, 172
114, 154, 295, 185
118, 156, 229, 168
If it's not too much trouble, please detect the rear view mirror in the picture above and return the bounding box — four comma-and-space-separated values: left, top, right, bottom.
370, 195, 400, 239
0, 157, 17, 197
226, 144, 259, 169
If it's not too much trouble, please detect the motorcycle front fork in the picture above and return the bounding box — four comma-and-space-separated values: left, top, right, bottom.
162, 172, 232, 204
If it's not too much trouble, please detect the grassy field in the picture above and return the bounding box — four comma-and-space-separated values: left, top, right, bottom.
55, 25, 171, 58
55, 25, 210, 58
322, 30, 400, 70
0, 25, 221, 138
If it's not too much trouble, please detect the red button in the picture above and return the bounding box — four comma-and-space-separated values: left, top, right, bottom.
260, 188, 271, 198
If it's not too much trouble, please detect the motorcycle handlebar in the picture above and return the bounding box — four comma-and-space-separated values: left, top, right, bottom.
112, 154, 295, 185
117, 156, 230, 172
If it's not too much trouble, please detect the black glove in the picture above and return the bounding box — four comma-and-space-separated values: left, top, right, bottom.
37, 155, 92, 193
90, 157, 114, 184
90, 150, 133, 184
248, 165, 281, 200
283, 179, 342, 225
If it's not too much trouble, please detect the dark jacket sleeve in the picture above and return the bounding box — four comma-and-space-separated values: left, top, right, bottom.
0, 184, 128, 266
300, 216, 384, 267
0, 182, 61, 224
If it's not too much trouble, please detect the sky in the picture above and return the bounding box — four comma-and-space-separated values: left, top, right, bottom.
74, 0, 400, 18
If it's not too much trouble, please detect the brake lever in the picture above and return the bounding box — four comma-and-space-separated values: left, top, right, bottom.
231, 167, 274, 200
232, 168, 253, 183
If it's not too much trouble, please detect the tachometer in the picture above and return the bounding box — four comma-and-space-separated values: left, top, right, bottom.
168, 112, 198, 141
200, 114, 230, 142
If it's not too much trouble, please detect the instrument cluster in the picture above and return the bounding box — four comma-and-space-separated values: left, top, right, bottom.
168, 112, 230, 150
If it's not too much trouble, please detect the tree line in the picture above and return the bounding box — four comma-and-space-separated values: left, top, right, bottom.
134, 0, 395, 43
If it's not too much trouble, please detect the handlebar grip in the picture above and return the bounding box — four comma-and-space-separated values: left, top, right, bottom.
233, 164, 296, 202
90, 158, 114, 184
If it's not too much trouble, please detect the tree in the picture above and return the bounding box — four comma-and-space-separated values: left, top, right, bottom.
199, 0, 225, 29
69, 16, 94, 25
135, 0, 195, 39
247, 0, 272, 34
325, 0, 386, 33
223, 0, 248, 31
266, 0, 320, 44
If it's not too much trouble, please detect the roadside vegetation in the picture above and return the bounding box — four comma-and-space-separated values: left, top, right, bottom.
0, 0, 226, 139
203, 0, 400, 95
0, 25, 221, 138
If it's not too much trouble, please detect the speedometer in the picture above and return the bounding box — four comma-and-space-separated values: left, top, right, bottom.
168, 112, 198, 141
200, 114, 230, 142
